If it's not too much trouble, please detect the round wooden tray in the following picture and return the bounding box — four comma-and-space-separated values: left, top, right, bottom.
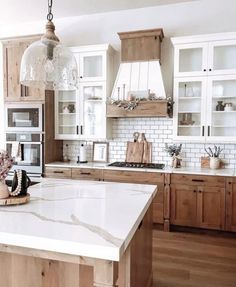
0, 193, 30, 206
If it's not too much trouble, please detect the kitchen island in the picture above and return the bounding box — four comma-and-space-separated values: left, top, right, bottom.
0, 178, 156, 287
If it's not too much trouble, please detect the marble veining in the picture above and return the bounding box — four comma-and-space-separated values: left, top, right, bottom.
0, 178, 156, 261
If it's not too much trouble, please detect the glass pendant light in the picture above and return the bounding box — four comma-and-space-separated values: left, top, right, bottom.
20, 0, 78, 91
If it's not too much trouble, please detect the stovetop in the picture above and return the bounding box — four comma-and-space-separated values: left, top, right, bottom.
108, 162, 165, 169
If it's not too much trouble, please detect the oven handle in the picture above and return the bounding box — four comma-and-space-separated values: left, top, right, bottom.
6, 141, 42, 144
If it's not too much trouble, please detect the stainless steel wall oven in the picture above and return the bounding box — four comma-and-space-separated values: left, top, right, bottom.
5, 103, 44, 176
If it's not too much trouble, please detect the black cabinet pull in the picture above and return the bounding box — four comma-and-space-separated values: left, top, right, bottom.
80, 76, 83, 79
202, 126, 205, 136
199, 190, 202, 193
192, 179, 204, 182
208, 126, 210, 136
76, 125, 79, 135
80, 125, 83, 135
203, 69, 206, 72
53, 171, 64, 174
193, 190, 197, 193
80, 172, 91, 175
209, 69, 212, 71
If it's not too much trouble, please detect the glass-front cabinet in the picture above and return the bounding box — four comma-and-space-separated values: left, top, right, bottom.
207, 75, 236, 141
78, 51, 106, 82
55, 91, 79, 139
80, 82, 106, 139
172, 32, 236, 142
173, 78, 206, 141
173, 38, 236, 77
173, 76, 236, 142
174, 43, 208, 77
55, 44, 116, 140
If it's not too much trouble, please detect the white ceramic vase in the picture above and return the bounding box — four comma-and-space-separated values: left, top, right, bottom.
0, 180, 9, 199
210, 157, 220, 169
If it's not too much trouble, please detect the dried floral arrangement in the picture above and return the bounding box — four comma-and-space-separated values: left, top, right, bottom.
0, 150, 13, 181
165, 143, 182, 157
107, 95, 173, 112
204, 145, 223, 158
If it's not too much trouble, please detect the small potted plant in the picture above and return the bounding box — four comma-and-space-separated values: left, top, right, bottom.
204, 145, 223, 169
165, 143, 182, 168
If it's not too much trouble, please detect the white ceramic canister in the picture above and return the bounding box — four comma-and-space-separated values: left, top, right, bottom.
224, 103, 233, 112
209, 157, 220, 169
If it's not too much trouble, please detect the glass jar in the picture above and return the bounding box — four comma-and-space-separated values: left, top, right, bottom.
216, 101, 224, 111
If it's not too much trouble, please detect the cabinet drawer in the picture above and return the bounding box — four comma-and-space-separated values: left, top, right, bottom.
103, 170, 164, 185
171, 173, 225, 187
45, 167, 72, 178
72, 168, 103, 181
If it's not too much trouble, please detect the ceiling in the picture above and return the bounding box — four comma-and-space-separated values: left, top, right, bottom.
0, 0, 197, 24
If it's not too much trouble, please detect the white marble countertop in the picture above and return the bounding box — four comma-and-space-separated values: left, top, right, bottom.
0, 178, 156, 262
45, 161, 235, 177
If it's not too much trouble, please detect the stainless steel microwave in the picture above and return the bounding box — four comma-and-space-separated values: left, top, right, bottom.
5, 103, 43, 132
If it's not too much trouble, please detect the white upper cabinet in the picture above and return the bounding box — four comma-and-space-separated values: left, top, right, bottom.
55, 44, 116, 140
172, 32, 236, 143
77, 50, 106, 82
172, 33, 236, 78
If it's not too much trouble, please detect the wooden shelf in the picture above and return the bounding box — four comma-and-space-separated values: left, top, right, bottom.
178, 125, 201, 128
178, 111, 200, 114
212, 111, 236, 113
106, 100, 169, 118
59, 113, 77, 115
179, 97, 201, 100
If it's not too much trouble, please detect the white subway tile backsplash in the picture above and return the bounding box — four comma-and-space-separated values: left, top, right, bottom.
63, 118, 236, 168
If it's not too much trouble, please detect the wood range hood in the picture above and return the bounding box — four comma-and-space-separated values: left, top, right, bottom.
107, 28, 169, 118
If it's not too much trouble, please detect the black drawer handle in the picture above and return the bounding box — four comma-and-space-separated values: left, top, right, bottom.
80, 172, 91, 175
192, 179, 204, 182
53, 171, 64, 174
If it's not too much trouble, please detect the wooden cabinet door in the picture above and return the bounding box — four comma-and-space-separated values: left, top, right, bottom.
170, 184, 197, 227
197, 186, 225, 230
226, 178, 236, 232
3, 37, 44, 102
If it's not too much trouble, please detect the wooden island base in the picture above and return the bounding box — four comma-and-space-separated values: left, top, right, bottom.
0, 207, 152, 287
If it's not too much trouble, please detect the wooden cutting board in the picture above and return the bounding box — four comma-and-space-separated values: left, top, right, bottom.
143, 141, 152, 163
125, 141, 152, 163
125, 142, 144, 163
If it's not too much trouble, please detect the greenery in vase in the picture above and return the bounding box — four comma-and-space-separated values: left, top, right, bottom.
165, 143, 182, 157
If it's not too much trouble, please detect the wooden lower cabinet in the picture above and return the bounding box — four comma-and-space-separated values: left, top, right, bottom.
170, 184, 197, 227
45, 167, 103, 181
226, 178, 236, 232
197, 186, 225, 230
72, 168, 103, 181
103, 170, 165, 224
44, 167, 72, 179
170, 174, 226, 230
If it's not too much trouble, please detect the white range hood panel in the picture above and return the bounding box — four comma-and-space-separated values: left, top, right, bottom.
111, 60, 166, 100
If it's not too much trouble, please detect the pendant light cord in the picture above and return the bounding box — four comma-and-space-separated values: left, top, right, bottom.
47, 0, 53, 21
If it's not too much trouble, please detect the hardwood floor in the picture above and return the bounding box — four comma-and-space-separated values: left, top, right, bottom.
153, 229, 236, 287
